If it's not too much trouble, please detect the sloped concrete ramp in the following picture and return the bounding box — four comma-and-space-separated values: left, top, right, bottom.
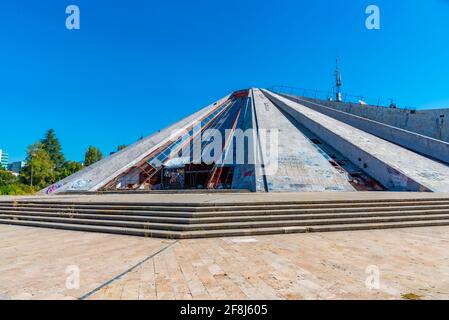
263, 90, 449, 192
252, 89, 354, 192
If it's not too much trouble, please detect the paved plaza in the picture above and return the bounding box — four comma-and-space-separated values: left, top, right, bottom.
1, 223, 448, 300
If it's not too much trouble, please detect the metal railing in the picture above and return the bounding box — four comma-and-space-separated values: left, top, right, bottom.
268, 85, 413, 110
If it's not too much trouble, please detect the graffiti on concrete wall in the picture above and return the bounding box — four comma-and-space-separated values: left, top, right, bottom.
69, 179, 92, 190
46, 183, 63, 195
387, 167, 410, 188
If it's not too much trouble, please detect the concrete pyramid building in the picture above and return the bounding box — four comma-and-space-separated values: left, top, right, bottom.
42, 89, 449, 195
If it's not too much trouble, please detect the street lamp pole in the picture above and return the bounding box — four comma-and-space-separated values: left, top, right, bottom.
30, 151, 36, 187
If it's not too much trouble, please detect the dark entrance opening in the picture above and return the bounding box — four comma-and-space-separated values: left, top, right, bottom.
184, 163, 214, 189
159, 163, 235, 190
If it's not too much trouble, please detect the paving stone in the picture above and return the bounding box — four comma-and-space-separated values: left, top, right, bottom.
1, 224, 449, 299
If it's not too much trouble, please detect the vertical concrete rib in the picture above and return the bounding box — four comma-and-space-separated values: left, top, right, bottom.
251, 89, 269, 192
253, 89, 354, 192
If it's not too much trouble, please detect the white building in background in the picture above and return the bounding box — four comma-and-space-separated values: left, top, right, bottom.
0, 149, 9, 170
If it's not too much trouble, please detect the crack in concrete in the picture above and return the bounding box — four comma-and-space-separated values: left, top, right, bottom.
79, 240, 179, 300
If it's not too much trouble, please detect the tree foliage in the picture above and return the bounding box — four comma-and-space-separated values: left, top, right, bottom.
0, 183, 35, 195
41, 129, 65, 170
20, 143, 55, 189
0, 170, 18, 186
84, 146, 103, 167
2, 129, 100, 194
0, 170, 35, 195
59, 161, 83, 178
41, 129, 85, 181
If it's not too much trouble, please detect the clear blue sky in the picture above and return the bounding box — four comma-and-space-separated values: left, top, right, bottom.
1, 0, 449, 162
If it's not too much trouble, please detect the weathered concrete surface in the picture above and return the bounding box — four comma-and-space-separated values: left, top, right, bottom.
263, 90, 449, 192
250, 89, 269, 192
283, 94, 449, 164
37, 87, 449, 195
252, 89, 354, 192
1, 224, 449, 300
299, 97, 449, 143
231, 92, 257, 191
40, 94, 231, 195
2, 192, 448, 205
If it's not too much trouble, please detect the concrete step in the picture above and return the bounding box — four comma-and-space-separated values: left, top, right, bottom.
2, 198, 449, 212
0, 203, 199, 212
0, 218, 179, 238
3, 197, 449, 238
0, 206, 196, 217
183, 219, 449, 238
2, 208, 449, 224
1, 203, 449, 218
1, 217, 449, 239
1, 212, 449, 231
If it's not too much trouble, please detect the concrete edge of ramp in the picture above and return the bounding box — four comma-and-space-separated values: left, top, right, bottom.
282, 94, 449, 164
262, 90, 449, 192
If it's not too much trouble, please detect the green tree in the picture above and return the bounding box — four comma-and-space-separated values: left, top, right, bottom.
59, 161, 83, 179
41, 129, 65, 170
84, 146, 103, 167
0, 183, 34, 196
0, 170, 18, 186
117, 145, 127, 151
0, 169, 35, 195
20, 143, 55, 189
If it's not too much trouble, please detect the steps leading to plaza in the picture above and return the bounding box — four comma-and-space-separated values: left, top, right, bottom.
0, 198, 449, 238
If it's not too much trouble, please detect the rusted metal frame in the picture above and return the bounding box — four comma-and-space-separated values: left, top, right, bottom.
214, 105, 244, 188
132, 97, 238, 189
197, 97, 241, 161
105, 98, 234, 190
203, 99, 243, 188
134, 99, 235, 188
100, 97, 234, 191
100, 142, 170, 190
207, 96, 246, 189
